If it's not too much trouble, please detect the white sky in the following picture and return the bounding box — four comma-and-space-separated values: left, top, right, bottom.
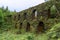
0, 0, 45, 12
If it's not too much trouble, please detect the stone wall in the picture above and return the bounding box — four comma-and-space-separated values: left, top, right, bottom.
5, 1, 60, 33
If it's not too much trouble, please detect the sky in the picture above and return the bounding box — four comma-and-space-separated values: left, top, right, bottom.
0, 0, 45, 12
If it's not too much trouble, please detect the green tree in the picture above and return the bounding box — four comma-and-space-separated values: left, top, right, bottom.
50, 5, 57, 18
0, 7, 3, 28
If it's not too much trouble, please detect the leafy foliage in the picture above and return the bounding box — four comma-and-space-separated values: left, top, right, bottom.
0, 0, 60, 40
50, 5, 57, 18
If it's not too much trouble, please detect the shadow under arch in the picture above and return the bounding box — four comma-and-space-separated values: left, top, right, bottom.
23, 12, 27, 20
33, 9, 36, 13
18, 14, 20, 20
26, 22, 30, 32
19, 23, 22, 29
36, 21, 45, 33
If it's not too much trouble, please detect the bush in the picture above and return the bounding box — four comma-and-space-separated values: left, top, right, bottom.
50, 5, 57, 18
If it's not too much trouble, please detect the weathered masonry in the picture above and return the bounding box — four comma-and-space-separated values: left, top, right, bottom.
5, 0, 60, 33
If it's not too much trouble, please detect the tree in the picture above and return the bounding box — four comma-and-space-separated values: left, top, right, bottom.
50, 5, 57, 18
0, 7, 3, 28
6, 6, 8, 11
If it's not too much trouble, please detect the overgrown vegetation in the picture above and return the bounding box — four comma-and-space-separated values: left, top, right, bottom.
0, 0, 60, 40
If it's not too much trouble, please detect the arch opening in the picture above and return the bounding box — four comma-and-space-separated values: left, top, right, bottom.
36, 21, 45, 33
24, 13, 27, 20
26, 22, 30, 32
19, 23, 22, 29
14, 15, 16, 20
32, 9, 37, 19
18, 14, 20, 20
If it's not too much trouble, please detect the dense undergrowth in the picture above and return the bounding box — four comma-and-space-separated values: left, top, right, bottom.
0, 0, 60, 40
0, 23, 60, 40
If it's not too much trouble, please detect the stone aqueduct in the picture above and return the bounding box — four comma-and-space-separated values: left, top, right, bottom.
5, 1, 60, 33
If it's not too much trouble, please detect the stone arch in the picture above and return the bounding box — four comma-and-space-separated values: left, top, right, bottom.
32, 9, 37, 19
15, 23, 17, 29
19, 23, 22, 29
18, 14, 20, 20
36, 21, 45, 33
33, 9, 36, 13
26, 22, 30, 32
23, 13, 27, 20
14, 15, 16, 20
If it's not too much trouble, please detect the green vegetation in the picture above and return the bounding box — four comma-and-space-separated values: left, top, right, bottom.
0, 23, 60, 40
0, 0, 60, 40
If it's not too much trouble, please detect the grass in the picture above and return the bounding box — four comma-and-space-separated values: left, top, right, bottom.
0, 31, 48, 40
0, 23, 60, 40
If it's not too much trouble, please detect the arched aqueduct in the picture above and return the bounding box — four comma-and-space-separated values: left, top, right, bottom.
5, 1, 60, 33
